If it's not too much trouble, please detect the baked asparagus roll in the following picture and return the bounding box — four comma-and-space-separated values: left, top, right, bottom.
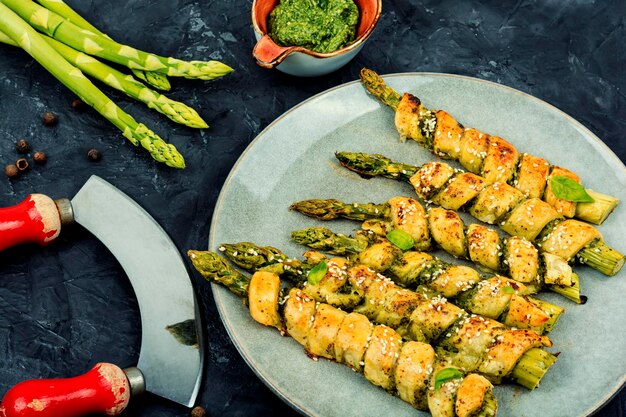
189, 251, 499, 417
335, 152, 624, 277
359, 68, 619, 225
211, 245, 558, 390
290, 197, 583, 303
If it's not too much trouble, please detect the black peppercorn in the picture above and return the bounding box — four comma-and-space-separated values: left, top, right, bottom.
16, 158, 29, 172
42, 111, 58, 126
15, 139, 31, 154
87, 148, 102, 161
33, 151, 47, 164
71, 98, 86, 111
4, 164, 19, 178
190, 406, 207, 417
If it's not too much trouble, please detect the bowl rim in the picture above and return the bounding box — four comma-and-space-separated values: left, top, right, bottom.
251, 0, 382, 58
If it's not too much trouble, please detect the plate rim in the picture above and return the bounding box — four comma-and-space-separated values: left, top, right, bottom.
208, 72, 626, 417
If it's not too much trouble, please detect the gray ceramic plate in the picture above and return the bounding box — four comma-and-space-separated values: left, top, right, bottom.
209, 73, 626, 417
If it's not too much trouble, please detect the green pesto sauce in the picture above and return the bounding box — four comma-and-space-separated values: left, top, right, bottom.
268, 0, 359, 53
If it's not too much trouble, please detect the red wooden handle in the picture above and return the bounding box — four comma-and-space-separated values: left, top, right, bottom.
0, 363, 131, 417
0, 194, 63, 252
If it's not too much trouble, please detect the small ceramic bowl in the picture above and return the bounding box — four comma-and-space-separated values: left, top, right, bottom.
251, 0, 382, 77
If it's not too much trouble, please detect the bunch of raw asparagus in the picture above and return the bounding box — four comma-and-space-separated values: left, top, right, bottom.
0, 0, 233, 168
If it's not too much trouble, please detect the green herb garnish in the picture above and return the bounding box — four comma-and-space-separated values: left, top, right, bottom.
434, 368, 463, 391
386, 229, 415, 250
308, 261, 328, 285
503, 286, 515, 294
549, 176, 595, 203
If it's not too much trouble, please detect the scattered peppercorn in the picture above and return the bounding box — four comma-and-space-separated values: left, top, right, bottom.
190, 406, 207, 417
16, 158, 29, 172
87, 148, 102, 161
42, 111, 58, 126
4, 164, 19, 178
33, 151, 47, 164
15, 139, 31, 154
71, 98, 86, 111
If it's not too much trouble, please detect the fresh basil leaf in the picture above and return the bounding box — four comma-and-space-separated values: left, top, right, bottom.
307, 261, 328, 285
549, 176, 595, 203
386, 229, 415, 250
434, 368, 463, 391
503, 286, 515, 294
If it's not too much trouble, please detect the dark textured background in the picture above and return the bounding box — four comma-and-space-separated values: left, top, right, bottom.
0, 0, 624, 416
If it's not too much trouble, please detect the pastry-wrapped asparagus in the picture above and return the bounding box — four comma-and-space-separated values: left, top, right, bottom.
336, 152, 624, 277
189, 251, 499, 417
291, 197, 583, 303
212, 244, 558, 390
359, 68, 619, 225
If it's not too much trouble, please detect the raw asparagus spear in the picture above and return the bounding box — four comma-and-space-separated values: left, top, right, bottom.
2, 0, 233, 80
211, 246, 557, 390
42, 37, 207, 128
33, 0, 172, 91
0, 4, 185, 168
359, 68, 619, 225
291, 197, 583, 303
189, 251, 499, 416
336, 152, 625, 276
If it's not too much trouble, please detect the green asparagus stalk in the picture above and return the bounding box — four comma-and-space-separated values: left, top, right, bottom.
290, 198, 583, 303
2, 0, 233, 80
42, 36, 207, 128
0, 28, 17, 46
215, 243, 557, 390
359, 68, 619, 225
33, 0, 172, 91
336, 151, 624, 276
0, 5, 185, 168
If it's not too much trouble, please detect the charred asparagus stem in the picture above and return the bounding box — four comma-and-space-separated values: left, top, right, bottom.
211, 245, 556, 390
359, 68, 619, 225
189, 251, 499, 416
336, 152, 624, 277
290, 197, 584, 303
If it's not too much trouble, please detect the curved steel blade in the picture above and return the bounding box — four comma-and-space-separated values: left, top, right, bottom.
71, 176, 203, 407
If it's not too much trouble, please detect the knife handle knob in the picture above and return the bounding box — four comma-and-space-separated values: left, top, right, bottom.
0, 195, 71, 252
0, 363, 131, 417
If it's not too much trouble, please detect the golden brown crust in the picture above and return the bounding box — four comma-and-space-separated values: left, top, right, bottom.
544, 166, 580, 218
477, 329, 552, 377
433, 110, 464, 159
284, 288, 317, 346
334, 312, 374, 371
429, 265, 481, 298
410, 162, 456, 200
248, 271, 284, 331
501, 295, 550, 333
505, 237, 540, 284
307, 303, 347, 359
388, 197, 431, 250
515, 153, 550, 199
481, 136, 519, 184
455, 374, 492, 417
433, 173, 486, 210
357, 241, 402, 273
427, 207, 467, 258
395, 93, 426, 142
501, 198, 562, 241
540, 219, 602, 260
458, 128, 490, 173
466, 224, 501, 271
363, 325, 403, 390
469, 182, 525, 224
408, 295, 464, 342
395, 341, 435, 410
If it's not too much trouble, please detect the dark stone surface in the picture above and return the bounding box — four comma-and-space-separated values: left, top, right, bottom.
0, 0, 624, 416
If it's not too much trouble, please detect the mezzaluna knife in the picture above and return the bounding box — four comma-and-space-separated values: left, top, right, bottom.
0, 176, 203, 417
